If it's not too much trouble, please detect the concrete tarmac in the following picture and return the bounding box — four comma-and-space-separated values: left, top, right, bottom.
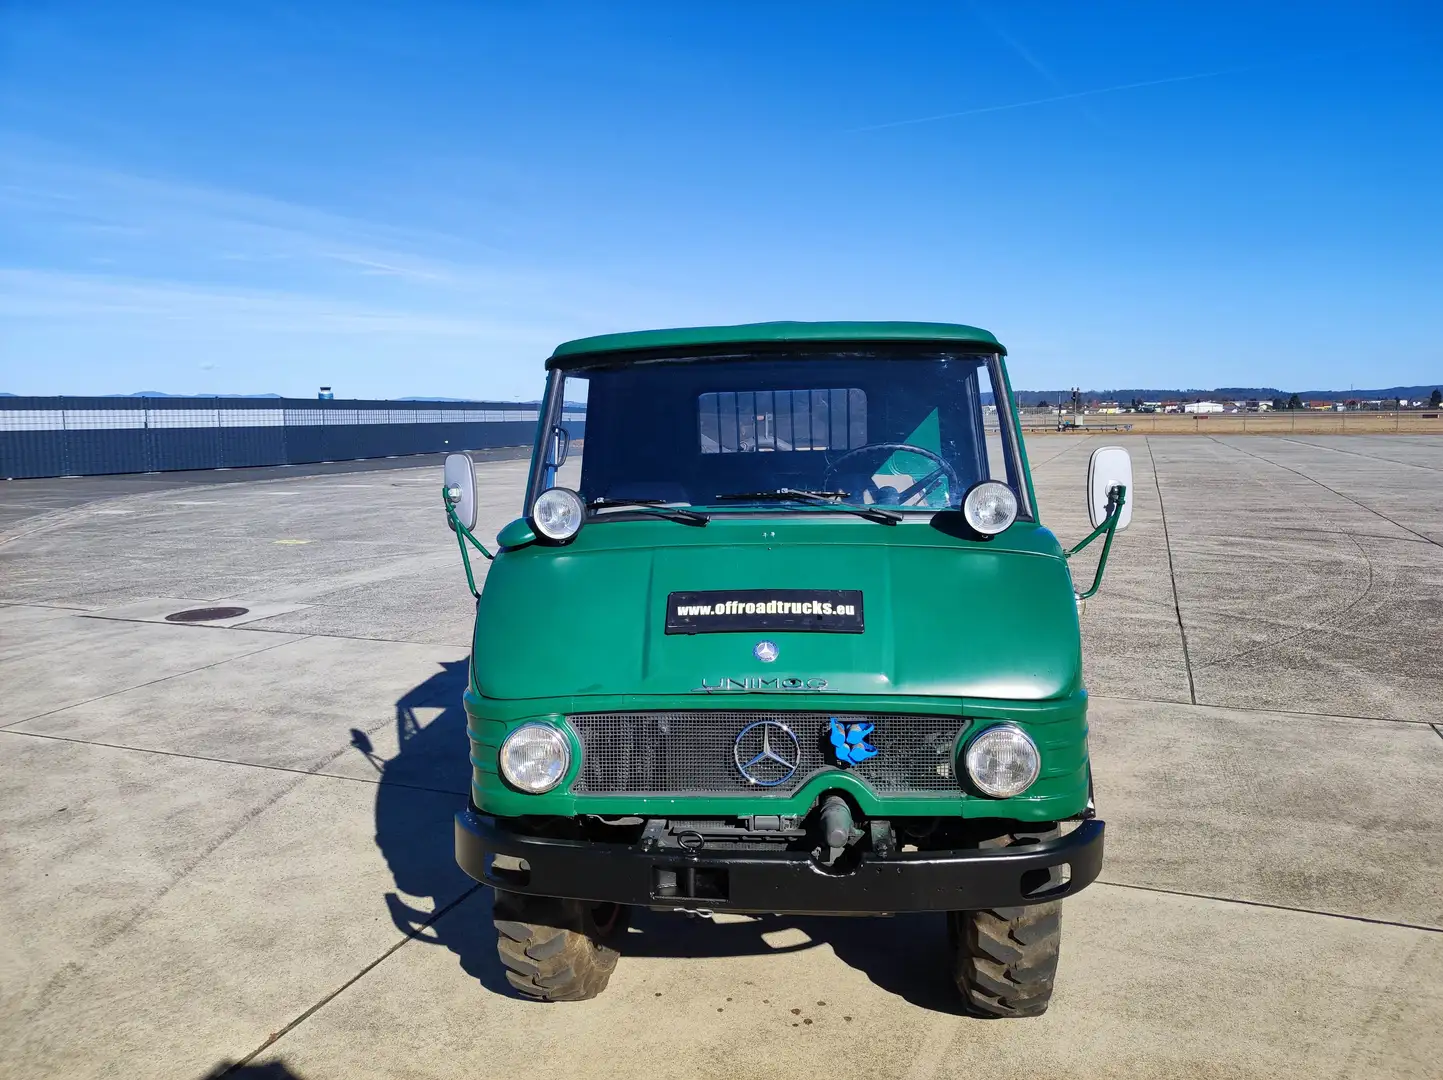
0, 447, 530, 538
1, 435, 1440, 1079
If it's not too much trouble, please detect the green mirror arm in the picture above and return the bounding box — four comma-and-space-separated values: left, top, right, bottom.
453, 526, 480, 599
1064, 485, 1126, 601
442, 487, 494, 600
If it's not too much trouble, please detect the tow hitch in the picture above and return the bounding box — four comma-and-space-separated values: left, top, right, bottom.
818, 796, 862, 866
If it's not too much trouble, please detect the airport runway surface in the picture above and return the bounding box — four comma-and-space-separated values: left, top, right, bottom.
1, 435, 1440, 1079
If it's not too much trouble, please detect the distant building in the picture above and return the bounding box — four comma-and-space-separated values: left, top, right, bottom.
1184, 401, 1224, 414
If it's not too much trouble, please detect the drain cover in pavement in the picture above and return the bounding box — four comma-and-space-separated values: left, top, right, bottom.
164, 606, 251, 623
83, 598, 307, 627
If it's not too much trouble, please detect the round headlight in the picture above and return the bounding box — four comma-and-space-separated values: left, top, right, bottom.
962, 481, 1018, 536
964, 724, 1040, 798
531, 487, 584, 541
499, 723, 571, 793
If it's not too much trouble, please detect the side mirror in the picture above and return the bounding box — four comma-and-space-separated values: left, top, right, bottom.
1087, 446, 1133, 530
443, 452, 478, 532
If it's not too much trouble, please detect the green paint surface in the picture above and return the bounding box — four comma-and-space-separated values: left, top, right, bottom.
467, 333, 1096, 824
549, 320, 1005, 366
467, 518, 1088, 821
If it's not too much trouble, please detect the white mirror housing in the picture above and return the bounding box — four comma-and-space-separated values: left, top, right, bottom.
1087, 446, 1133, 530
443, 452, 478, 532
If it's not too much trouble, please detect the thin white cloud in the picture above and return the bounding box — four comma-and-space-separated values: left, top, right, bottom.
0, 268, 547, 339
848, 65, 1253, 133
0, 138, 654, 323
0, 143, 686, 395
967, 2, 1105, 129
0, 151, 493, 286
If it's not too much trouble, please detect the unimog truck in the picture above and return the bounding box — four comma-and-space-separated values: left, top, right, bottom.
443, 322, 1132, 1016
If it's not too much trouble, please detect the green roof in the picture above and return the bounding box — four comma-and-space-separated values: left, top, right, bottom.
547, 320, 1004, 367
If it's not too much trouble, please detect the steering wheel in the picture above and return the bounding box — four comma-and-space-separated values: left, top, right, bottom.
822, 443, 959, 506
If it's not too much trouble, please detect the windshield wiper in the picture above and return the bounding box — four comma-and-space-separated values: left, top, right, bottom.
712, 488, 900, 525
587, 497, 709, 526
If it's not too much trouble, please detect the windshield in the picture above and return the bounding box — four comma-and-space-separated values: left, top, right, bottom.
527, 350, 1031, 519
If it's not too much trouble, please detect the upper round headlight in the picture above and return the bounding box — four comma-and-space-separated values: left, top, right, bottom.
531, 487, 584, 542
962, 480, 1018, 536
499, 723, 571, 793
964, 724, 1040, 798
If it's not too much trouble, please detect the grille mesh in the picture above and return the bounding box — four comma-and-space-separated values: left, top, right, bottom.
568, 711, 966, 796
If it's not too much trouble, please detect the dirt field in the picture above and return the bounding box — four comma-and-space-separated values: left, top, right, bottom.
1021, 411, 1443, 436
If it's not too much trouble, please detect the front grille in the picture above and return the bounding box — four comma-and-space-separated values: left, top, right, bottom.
569, 711, 967, 796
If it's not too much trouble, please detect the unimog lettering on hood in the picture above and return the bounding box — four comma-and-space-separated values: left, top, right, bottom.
440, 321, 1132, 1016
693, 675, 831, 693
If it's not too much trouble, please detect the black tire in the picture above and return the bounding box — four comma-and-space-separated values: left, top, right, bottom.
492, 890, 630, 1002
947, 827, 1064, 1018
948, 902, 1062, 1018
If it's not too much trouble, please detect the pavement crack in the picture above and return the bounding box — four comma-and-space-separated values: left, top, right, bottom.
1097, 879, 1443, 934
1026, 433, 1094, 470
222, 884, 484, 1074
23, 758, 323, 1013
1194, 437, 1388, 671
196, 622, 471, 648
1274, 435, 1443, 474
0, 727, 468, 797
1214, 436, 1440, 548
7, 723, 468, 1016
1090, 693, 1435, 728
1145, 437, 1197, 704
0, 633, 313, 731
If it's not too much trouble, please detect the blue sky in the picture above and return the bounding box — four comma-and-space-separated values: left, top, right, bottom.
2, 1, 1440, 398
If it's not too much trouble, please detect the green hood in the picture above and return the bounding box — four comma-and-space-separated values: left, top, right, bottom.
472, 516, 1082, 703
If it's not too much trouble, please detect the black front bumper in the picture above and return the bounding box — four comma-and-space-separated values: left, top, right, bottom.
455, 810, 1105, 914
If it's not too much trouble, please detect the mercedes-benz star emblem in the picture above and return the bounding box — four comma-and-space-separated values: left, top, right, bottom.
753, 640, 779, 663
733, 720, 800, 787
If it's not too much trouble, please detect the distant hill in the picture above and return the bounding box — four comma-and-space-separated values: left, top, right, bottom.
111, 391, 285, 398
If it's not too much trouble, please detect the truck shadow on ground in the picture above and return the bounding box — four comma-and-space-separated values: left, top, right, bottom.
621, 911, 965, 1014
371, 659, 965, 1014
368, 657, 510, 996
198, 1060, 310, 1079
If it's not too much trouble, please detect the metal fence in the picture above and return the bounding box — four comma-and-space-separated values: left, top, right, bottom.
0, 397, 585, 479
1015, 409, 1442, 436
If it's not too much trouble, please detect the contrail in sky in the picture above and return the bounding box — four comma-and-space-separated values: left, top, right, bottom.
848, 65, 1255, 133
967, 0, 1105, 129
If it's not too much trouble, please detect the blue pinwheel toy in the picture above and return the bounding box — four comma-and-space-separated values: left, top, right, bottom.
828, 718, 878, 766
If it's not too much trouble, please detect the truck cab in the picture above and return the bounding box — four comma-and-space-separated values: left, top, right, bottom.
444, 321, 1130, 1015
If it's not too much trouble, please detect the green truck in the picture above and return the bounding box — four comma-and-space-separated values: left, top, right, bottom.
443, 322, 1132, 1016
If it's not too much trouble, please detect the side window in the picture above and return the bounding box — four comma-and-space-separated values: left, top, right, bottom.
699, 388, 866, 454
979, 364, 1009, 484
551, 374, 587, 490
977, 359, 1031, 516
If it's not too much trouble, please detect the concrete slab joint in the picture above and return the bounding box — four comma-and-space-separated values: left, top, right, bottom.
0, 439, 1441, 1079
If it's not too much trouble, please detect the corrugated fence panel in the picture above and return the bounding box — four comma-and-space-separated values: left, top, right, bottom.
0, 397, 579, 479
